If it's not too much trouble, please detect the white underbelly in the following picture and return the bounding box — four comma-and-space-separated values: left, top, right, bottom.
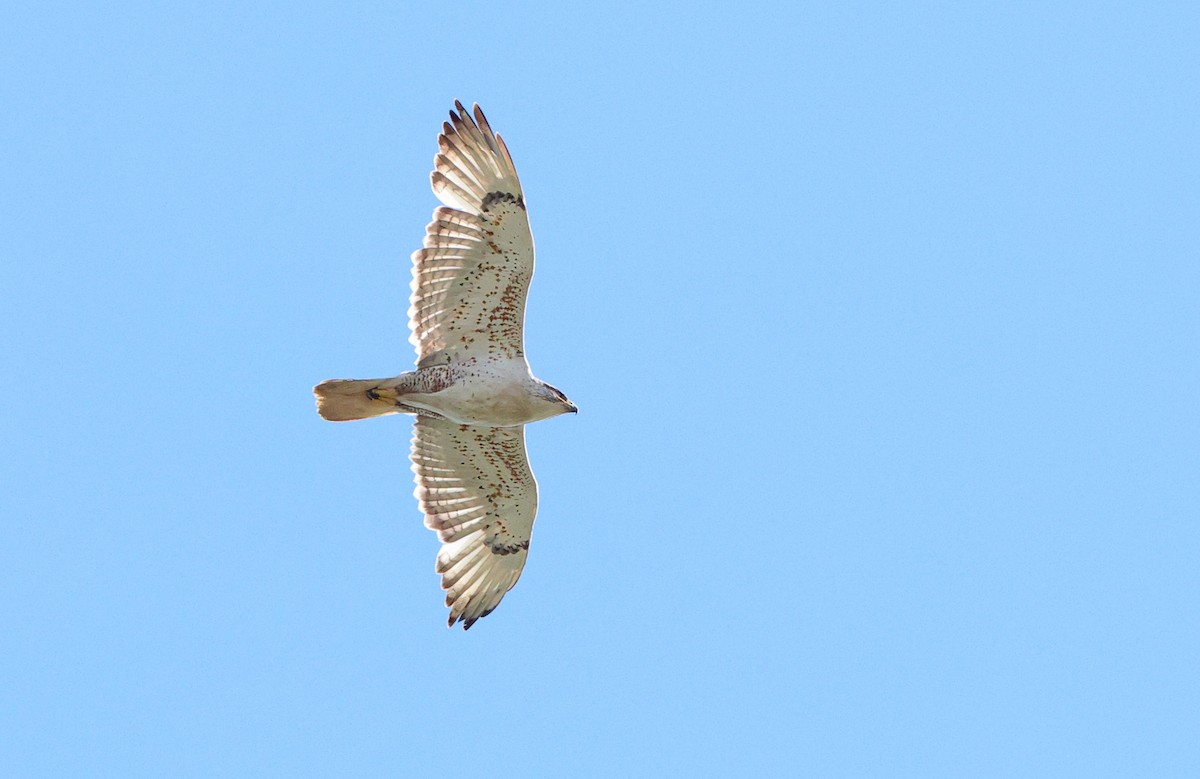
406, 379, 537, 426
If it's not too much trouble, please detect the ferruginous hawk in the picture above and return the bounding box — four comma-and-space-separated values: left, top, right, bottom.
314, 102, 576, 629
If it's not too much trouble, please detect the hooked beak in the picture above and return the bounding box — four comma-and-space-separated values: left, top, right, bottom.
567, 402, 578, 414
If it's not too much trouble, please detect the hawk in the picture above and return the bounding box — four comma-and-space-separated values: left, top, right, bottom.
314, 102, 576, 629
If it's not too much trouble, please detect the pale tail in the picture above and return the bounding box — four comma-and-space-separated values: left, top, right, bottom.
313, 379, 399, 422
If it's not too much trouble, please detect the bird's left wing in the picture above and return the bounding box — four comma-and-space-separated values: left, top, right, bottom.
410, 416, 538, 629
409, 102, 534, 370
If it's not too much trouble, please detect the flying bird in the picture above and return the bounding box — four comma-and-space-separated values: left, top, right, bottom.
314, 102, 576, 629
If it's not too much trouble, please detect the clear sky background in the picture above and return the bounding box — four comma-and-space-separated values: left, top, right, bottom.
3, 2, 1198, 777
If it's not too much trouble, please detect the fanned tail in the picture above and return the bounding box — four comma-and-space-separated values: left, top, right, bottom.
313, 379, 401, 422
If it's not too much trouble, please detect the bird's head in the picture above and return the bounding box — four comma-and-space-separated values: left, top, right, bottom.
535, 381, 577, 418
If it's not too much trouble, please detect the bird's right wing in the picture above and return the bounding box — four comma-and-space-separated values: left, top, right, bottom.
410, 416, 538, 629
408, 102, 534, 370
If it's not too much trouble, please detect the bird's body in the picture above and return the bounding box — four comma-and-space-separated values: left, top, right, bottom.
408, 369, 568, 426
318, 363, 567, 427
314, 102, 575, 629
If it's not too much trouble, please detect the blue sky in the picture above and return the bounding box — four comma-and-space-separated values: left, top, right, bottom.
3, 2, 1198, 776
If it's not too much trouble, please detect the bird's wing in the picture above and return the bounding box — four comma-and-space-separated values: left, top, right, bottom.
410, 416, 538, 629
409, 102, 534, 370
